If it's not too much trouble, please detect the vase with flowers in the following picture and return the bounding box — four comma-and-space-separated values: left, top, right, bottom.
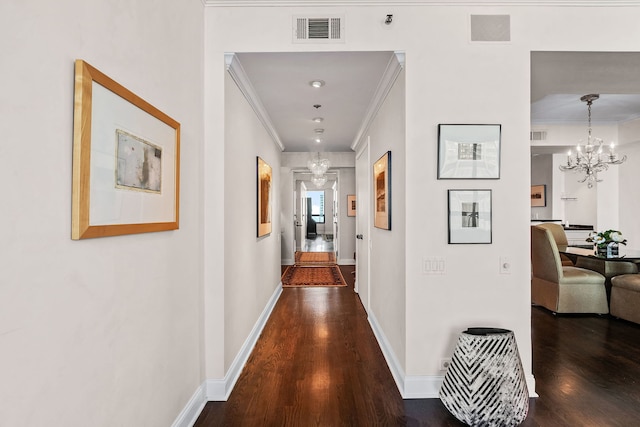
586, 229, 627, 258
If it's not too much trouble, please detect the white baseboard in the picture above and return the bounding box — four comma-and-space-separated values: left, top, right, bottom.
206, 283, 283, 401
171, 384, 207, 427
175, 282, 537, 425
338, 258, 356, 265
402, 374, 537, 399
367, 311, 406, 396
404, 375, 445, 398
282, 258, 294, 266
367, 312, 538, 399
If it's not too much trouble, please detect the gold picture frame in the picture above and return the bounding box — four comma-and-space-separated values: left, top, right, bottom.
373, 151, 391, 230
347, 194, 356, 217
257, 156, 272, 237
72, 60, 180, 239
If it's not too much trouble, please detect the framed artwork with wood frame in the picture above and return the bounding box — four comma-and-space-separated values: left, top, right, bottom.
373, 151, 391, 230
71, 60, 180, 240
347, 194, 356, 217
257, 156, 272, 237
531, 184, 546, 207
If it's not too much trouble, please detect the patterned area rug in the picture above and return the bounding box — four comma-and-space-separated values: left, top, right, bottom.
294, 251, 336, 266
281, 266, 347, 287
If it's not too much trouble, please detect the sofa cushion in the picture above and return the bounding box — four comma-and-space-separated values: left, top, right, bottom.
612, 274, 640, 292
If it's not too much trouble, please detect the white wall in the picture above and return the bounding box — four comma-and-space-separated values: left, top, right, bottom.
337, 168, 357, 264
205, 3, 640, 399
280, 167, 295, 263
0, 1, 204, 426
364, 69, 407, 372
223, 72, 282, 372
280, 152, 356, 264
531, 154, 553, 220
619, 142, 640, 251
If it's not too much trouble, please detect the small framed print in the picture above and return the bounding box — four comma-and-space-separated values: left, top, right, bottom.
257, 156, 272, 237
437, 124, 501, 179
448, 190, 492, 244
347, 195, 356, 217
373, 151, 391, 230
531, 184, 546, 207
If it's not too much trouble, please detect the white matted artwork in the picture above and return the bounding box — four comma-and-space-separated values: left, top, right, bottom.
72, 60, 180, 239
448, 190, 492, 244
438, 124, 501, 179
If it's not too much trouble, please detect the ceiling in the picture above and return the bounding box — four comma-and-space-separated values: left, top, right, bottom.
234, 51, 640, 154
236, 51, 396, 152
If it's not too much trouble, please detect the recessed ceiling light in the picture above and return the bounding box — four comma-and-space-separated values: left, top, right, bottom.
314, 128, 324, 134
310, 80, 325, 88
312, 117, 324, 123
314, 137, 323, 144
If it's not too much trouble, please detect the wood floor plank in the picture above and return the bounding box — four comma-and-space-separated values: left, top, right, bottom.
194, 269, 640, 426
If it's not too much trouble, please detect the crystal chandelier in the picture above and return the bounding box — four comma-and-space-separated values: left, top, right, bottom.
559, 94, 627, 189
311, 174, 327, 187
307, 152, 330, 176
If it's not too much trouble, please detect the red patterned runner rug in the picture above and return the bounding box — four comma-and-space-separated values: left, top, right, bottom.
294, 251, 336, 266
281, 266, 347, 288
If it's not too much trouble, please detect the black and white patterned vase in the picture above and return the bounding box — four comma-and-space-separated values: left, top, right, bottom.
439, 328, 529, 426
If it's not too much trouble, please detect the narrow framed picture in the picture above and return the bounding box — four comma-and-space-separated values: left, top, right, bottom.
531, 184, 546, 207
257, 156, 272, 237
373, 151, 391, 230
437, 124, 501, 179
448, 190, 492, 244
347, 194, 356, 217
71, 60, 180, 240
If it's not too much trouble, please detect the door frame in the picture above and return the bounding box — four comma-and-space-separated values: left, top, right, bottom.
355, 138, 371, 311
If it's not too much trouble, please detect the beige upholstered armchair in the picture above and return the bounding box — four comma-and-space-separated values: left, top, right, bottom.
531, 225, 608, 314
535, 222, 574, 266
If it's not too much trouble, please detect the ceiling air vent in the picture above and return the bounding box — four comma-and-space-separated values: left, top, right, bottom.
530, 131, 547, 141
293, 16, 344, 43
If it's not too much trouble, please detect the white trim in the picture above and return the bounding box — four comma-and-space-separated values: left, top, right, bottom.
404, 375, 445, 398
206, 284, 283, 401
206, 1, 640, 6
338, 258, 356, 265
224, 53, 285, 151
351, 52, 404, 153
282, 258, 295, 266
526, 374, 538, 397
205, 378, 227, 401
368, 311, 538, 399
402, 374, 537, 398
367, 311, 406, 396
170, 384, 207, 427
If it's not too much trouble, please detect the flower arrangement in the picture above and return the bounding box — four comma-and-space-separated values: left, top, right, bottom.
586, 229, 627, 248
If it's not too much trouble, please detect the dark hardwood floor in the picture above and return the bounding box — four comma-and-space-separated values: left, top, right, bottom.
194, 267, 640, 426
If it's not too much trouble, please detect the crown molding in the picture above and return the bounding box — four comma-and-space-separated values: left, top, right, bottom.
224, 53, 285, 152
351, 51, 404, 153
206, 0, 640, 7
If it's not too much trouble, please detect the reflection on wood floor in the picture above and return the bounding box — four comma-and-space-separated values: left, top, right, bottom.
195, 271, 640, 425
302, 234, 334, 253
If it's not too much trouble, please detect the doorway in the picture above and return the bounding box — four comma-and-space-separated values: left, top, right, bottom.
293, 172, 338, 256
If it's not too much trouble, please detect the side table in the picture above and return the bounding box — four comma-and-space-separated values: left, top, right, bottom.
439, 328, 529, 426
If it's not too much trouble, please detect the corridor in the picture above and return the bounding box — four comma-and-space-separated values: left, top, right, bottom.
302, 234, 334, 253
194, 267, 640, 425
